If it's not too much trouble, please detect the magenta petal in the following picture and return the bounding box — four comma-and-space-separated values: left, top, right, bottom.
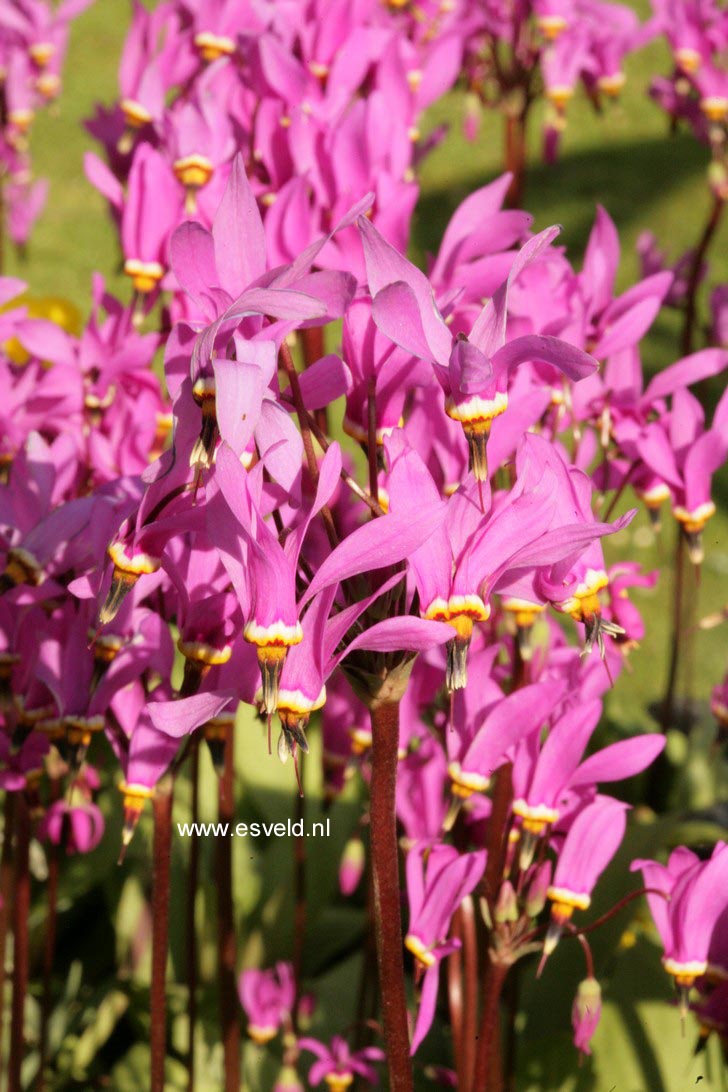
683, 430, 728, 510
213, 358, 266, 457
469, 226, 561, 356
84, 151, 123, 211
170, 222, 218, 312
464, 680, 566, 776
411, 966, 441, 1054
570, 734, 666, 789
301, 503, 446, 606
553, 797, 628, 895
336, 616, 454, 662
294, 354, 352, 409
581, 205, 620, 317
450, 338, 493, 394
528, 701, 603, 806
359, 215, 451, 363
147, 691, 235, 739
643, 348, 728, 404
372, 281, 444, 363
256, 398, 304, 490
212, 155, 267, 293
514, 510, 636, 579
491, 334, 598, 383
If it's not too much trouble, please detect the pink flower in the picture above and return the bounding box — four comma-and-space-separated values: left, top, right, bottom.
298, 1035, 384, 1089
238, 962, 295, 1044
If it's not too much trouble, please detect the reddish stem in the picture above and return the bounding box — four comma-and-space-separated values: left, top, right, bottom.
503, 108, 528, 209
447, 910, 464, 1082
301, 326, 324, 368
472, 960, 510, 1090
367, 378, 379, 512
8, 793, 31, 1092
0, 791, 16, 1078
38, 780, 63, 1092
300, 327, 328, 433
460, 896, 479, 1091
217, 726, 240, 1092
681, 193, 724, 356
369, 701, 413, 1092
660, 527, 685, 734
151, 782, 173, 1092
482, 763, 514, 909
185, 742, 200, 1092
292, 753, 306, 1021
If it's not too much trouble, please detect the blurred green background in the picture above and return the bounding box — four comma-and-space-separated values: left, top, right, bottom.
6, 1, 728, 1089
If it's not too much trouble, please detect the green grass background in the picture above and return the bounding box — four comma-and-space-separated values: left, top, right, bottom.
7, 2, 728, 1089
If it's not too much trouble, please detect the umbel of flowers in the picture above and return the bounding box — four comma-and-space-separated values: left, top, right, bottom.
0, 2, 727, 1091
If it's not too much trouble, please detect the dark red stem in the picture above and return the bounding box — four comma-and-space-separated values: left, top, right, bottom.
472, 960, 510, 1090
367, 377, 379, 511
460, 896, 479, 1091
186, 742, 200, 1092
447, 910, 464, 1083
661, 527, 685, 734
0, 791, 16, 1079
151, 782, 173, 1092
681, 193, 724, 356
8, 793, 31, 1092
503, 108, 528, 209
38, 780, 63, 1092
217, 726, 240, 1092
369, 701, 413, 1092
482, 763, 514, 909
292, 752, 306, 1018
571, 886, 669, 938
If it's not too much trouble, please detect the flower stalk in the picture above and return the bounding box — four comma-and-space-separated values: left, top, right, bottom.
8, 792, 31, 1092
368, 700, 413, 1092
217, 723, 240, 1092
681, 192, 724, 355
0, 791, 15, 1079
150, 778, 173, 1092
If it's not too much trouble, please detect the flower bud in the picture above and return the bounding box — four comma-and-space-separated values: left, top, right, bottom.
494, 881, 519, 924
525, 860, 552, 919
571, 977, 602, 1056
274, 1065, 304, 1092
339, 836, 366, 896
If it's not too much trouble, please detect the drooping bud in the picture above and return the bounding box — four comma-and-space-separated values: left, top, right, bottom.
501, 598, 546, 663
123, 257, 165, 294
203, 712, 236, 777
273, 1065, 304, 1092
117, 781, 154, 861
193, 31, 236, 63
0, 546, 43, 592
339, 836, 366, 897
100, 541, 162, 626
436, 596, 490, 692
173, 155, 214, 214
674, 503, 716, 565
245, 622, 303, 715
64, 715, 105, 773
190, 377, 218, 471
572, 977, 602, 1056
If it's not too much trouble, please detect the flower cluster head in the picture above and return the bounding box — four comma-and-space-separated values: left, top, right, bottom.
2, 1, 728, 1078
0, 0, 93, 245
461, 0, 650, 162
648, 0, 728, 193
